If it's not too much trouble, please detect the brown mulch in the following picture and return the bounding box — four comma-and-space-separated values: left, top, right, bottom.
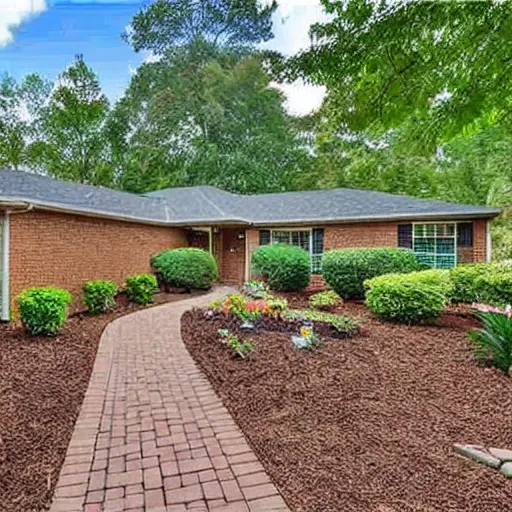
181, 300, 512, 512
0, 291, 203, 512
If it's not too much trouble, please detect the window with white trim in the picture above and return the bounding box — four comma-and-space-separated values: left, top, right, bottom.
259, 228, 324, 273
413, 223, 457, 268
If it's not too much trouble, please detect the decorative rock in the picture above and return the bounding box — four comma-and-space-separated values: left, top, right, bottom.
453, 444, 502, 469
489, 447, 512, 462
500, 462, 512, 478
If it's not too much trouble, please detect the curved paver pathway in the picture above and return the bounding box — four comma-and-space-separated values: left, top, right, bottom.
51, 287, 289, 512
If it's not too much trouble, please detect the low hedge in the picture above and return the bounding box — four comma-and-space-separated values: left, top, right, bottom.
449, 263, 496, 303
365, 269, 453, 324
251, 244, 311, 291
17, 287, 73, 335
151, 248, 218, 290
473, 271, 512, 308
83, 280, 118, 315
322, 248, 421, 299
125, 273, 158, 305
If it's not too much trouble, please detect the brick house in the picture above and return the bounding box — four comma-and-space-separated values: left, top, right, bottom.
0, 170, 501, 319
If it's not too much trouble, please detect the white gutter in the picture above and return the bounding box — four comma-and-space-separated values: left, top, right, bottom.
1, 212, 9, 321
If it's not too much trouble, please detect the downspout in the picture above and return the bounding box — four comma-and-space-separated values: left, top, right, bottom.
1, 204, 33, 321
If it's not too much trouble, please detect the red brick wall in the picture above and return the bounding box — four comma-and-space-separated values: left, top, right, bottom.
9, 210, 188, 310
473, 219, 487, 262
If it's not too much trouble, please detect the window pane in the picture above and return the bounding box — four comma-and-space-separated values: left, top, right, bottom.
272, 231, 290, 244
259, 230, 270, 245
437, 255, 456, 268
312, 228, 324, 254
311, 254, 322, 274
457, 222, 473, 247
437, 239, 455, 254
414, 238, 435, 253
413, 223, 456, 268
416, 254, 436, 266
398, 224, 413, 249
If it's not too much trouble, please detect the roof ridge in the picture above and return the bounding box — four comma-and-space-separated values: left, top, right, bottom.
197, 188, 226, 217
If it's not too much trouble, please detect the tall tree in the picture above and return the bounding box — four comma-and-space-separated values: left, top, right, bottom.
37, 55, 113, 185
125, 0, 277, 54
107, 40, 309, 193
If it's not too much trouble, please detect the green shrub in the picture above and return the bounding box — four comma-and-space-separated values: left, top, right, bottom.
125, 273, 158, 305
473, 270, 512, 307
283, 309, 358, 333
309, 290, 341, 310
151, 248, 218, 290
17, 287, 73, 335
467, 309, 512, 374
83, 280, 118, 315
322, 248, 421, 299
251, 244, 311, 291
364, 269, 453, 324
449, 263, 494, 303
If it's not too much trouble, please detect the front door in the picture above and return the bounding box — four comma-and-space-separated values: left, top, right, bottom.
220, 228, 246, 284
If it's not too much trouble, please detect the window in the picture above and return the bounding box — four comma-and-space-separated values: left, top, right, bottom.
457, 222, 473, 247
398, 224, 413, 249
258, 228, 324, 273
413, 223, 457, 268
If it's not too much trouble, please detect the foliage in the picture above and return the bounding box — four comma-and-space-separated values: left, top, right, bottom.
364, 269, 453, 324
322, 248, 421, 300
218, 293, 287, 321
265, 296, 288, 318
217, 328, 255, 359
467, 308, 512, 375
292, 323, 321, 350
16, 287, 73, 335
243, 280, 270, 299
449, 264, 493, 304
83, 280, 118, 315
125, 273, 158, 305
309, 290, 341, 311
473, 270, 512, 308
125, 0, 277, 53
220, 293, 248, 318
251, 243, 311, 292
151, 247, 218, 290
283, 309, 358, 333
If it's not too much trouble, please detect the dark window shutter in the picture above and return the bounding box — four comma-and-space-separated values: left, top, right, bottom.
457, 222, 473, 247
398, 224, 413, 249
259, 229, 271, 245
312, 228, 324, 254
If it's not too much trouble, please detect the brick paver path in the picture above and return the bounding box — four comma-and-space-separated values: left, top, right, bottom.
51, 288, 289, 512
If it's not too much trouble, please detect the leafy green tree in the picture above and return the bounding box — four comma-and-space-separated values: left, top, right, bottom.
108, 41, 309, 193
125, 0, 277, 53
37, 55, 113, 185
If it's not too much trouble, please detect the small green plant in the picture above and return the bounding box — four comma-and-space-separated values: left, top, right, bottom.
17, 287, 73, 335
221, 293, 247, 318
151, 248, 218, 290
243, 280, 270, 299
467, 306, 512, 374
292, 323, 322, 350
125, 273, 158, 305
217, 329, 255, 359
284, 309, 358, 332
266, 296, 288, 318
251, 244, 311, 291
309, 290, 341, 310
364, 269, 453, 324
83, 280, 118, 315
322, 248, 421, 299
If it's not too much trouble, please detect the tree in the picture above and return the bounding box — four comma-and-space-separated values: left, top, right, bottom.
0, 73, 52, 170
108, 40, 310, 193
290, 0, 512, 142
37, 55, 113, 185
125, 0, 277, 54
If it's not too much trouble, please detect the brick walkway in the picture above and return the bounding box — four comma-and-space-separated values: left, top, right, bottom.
51, 288, 289, 512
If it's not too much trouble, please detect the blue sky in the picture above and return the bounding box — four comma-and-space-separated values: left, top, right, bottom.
0, 0, 327, 114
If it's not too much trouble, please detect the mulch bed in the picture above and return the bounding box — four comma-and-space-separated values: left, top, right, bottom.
0, 291, 203, 512
182, 298, 512, 512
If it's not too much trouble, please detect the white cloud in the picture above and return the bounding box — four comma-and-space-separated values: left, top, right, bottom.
0, 0, 48, 47
262, 0, 330, 116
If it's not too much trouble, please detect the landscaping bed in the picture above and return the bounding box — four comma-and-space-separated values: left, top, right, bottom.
0, 291, 203, 512
182, 299, 512, 512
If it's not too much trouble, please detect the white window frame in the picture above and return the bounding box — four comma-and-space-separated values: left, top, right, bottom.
412, 221, 458, 268
266, 228, 322, 272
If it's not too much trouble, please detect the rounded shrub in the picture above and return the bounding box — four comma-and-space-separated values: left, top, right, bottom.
473, 270, 512, 308
309, 290, 341, 311
251, 244, 311, 291
449, 263, 492, 303
17, 287, 73, 335
83, 280, 118, 315
151, 248, 218, 290
364, 269, 453, 324
322, 248, 421, 300
125, 273, 158, 305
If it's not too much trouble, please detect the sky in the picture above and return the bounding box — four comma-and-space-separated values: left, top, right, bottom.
0, 0, 327, 116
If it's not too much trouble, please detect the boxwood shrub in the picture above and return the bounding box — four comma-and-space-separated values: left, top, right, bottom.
17, 287, 73, 335
364, 269, 453, 324
83, 280, 118, 315
251, 244, 311, 291
449, 263, 491, 303
473, 270, 512, 308
322, 248, 421, 299
151, 248, 218, 290
125, 273, 158, 305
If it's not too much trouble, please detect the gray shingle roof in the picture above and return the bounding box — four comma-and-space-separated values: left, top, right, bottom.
0, 169, 501, 226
